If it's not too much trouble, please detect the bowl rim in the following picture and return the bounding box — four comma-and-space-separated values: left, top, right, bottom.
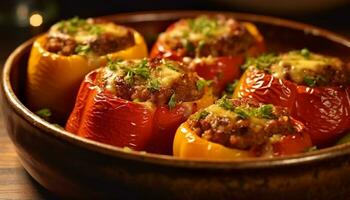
3, 10, 350, 170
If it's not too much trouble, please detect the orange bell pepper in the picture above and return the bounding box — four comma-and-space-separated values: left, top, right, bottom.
174, 117, 312, 160
26, 29, 147, 122
66, 63, 216, 155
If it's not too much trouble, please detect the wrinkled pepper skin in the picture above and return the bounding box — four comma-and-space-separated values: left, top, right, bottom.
66, 70, 216, 154
173, 120, 312, 160
150, 23, 265, 92
26, 31, 147, 122
234, 69, 350, 146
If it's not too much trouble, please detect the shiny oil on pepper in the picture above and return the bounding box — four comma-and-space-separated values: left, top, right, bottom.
66, 58, 216, 154
234, 50, 350, 146
173, 97, 312, 159
150, 15, 265, 93
26, 17, 148, 122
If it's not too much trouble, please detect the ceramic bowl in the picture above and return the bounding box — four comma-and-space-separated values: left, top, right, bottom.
2, 11, 350, 200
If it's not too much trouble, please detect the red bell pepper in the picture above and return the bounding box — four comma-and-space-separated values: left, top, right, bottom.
66, 63, 216, 154
150, 16, 265, 93
234, 68, 350, 146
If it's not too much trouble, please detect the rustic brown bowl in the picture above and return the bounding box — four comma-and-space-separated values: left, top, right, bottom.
2, 11, 350, 200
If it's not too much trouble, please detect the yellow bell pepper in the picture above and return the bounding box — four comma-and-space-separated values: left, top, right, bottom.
26, 30, 147, 122
173, 122, 250, 160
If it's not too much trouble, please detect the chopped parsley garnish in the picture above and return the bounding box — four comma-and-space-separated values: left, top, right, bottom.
194, 110, 210, 120
189, 16, 218, 37
303, 75, 328, 87
258, 104, 276, 119
36, 108, 52, 119
243, 53, 279, 70
303, 76, 316, 87
217, 96, 234, 111
88, 25, 103, 35
148, 79, 161, 92
164, 61, 180, 72
106, 58, 123, 71
124, 59, 150, 84
300, 48, 311, 59
217, 96, 276, 120
132, 60, 150, 79
56, 17, 104, 36
124, 70, 134, 84
196, 79, 212, 91
234, 107, 249, 119
75, 44, 91, 55
168, 93, 177, 109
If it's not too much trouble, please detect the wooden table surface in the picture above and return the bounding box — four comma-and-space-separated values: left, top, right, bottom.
0, 111, 59, 200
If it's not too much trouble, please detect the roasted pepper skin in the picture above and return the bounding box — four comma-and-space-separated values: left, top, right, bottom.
173, 120, 312, 160
27, 31, 147, 122
234, 69, 350, 146
150, 22, 265, 93
66, 70, 216, 154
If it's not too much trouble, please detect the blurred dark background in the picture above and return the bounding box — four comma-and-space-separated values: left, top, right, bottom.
1, 0, 350, 65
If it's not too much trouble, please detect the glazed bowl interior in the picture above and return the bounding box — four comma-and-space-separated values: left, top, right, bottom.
4, 11, 350, 168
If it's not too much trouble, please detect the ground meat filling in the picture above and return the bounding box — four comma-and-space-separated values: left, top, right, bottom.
44, 17, 135, 56
188, 98, 297, 152
45, 37, 77, 56
90, 31, 135, 56
98, 58, 205, 107
160, 15, 255, 58
245, 49, 350, 87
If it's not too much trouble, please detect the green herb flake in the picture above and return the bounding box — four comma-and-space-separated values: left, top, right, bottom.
304, 76, 316, 87
164, 61, 180, 72
148, 79, 161, 92
106, 58, 123, 71
258, 104, 276, 119
36, 108, 52, 119
194, 110, 210, 120
168, 93, 177, 109
189, 16, 218, 37
75, 44, 91, 55
124, 70, 134, 85
300, 48, 311, 59
234, 107, 249, 119
57, 17, 86, 34
217, 96, 234, 111
243, 53, 278, 71
133, 59, 150, 79
196, 79, 206, 91
88, 25, 103, 35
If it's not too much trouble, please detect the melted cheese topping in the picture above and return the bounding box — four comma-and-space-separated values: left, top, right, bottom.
205, 105, 236, 119
101, 59, 185, 93
49, 19, 129, 44
161, 16, 238, 45
269, 51, 343, 85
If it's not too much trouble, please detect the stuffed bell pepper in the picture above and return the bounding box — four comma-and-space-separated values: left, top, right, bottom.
150, 15, 265, 93
234, 49, 350, 146
174, 97, 312, 159
27, 17, 148, 122
66, 58, 216, 154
